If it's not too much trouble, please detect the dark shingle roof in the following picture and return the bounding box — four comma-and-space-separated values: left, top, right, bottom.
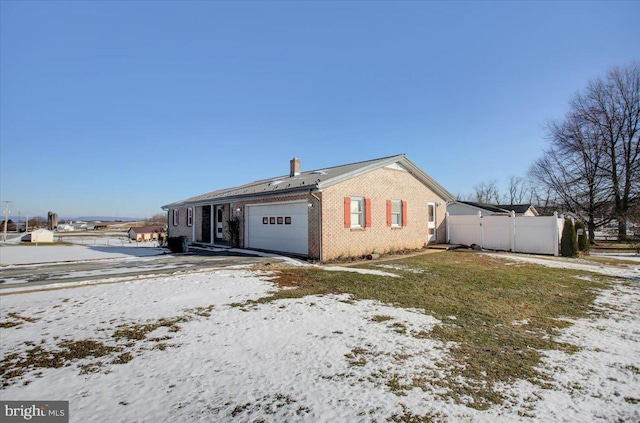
495, 204, 537, 215
129, 225, 166, 234
458, 201, 509, 213
458, 202, 538, 215
163, 154, 454, 208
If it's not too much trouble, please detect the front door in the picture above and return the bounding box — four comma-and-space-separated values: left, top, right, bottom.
427, 202, 436, 243
215, 206, 224, 240
201, 206, 211, 243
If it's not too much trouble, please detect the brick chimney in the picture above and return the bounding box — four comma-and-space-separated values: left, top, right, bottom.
290, 157, 300, 177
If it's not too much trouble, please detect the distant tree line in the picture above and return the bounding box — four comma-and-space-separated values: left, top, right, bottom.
146, 213, 168, 226
0, 218, 47, 231
461, 62, 639, 243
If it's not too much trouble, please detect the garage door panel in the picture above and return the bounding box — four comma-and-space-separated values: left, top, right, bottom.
246, 202, 308, 255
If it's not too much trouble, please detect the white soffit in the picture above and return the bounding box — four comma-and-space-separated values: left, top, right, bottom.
384, 162, 408, 171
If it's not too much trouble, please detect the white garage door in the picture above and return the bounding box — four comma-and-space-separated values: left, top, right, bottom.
246, 201, 309, 255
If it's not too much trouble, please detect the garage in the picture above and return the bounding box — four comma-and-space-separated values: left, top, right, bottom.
245, 201, 309, 255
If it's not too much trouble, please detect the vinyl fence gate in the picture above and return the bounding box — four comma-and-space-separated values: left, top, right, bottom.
446, 211, 565, 256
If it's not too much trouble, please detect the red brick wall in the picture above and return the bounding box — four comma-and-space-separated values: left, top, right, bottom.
320, 166, 447, 260
167, 207, 194, 240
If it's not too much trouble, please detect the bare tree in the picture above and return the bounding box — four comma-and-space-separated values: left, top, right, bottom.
530, 112, 612, 243
472, 180, 501, 204
570, 62, 640, 239
146, 213, 168, 225
531, 62, 639, 241
505, 175, 532, 205
528, 184, 559, 216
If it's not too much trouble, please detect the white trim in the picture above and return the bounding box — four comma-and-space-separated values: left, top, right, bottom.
384, 162, 408, 171
215, 205, 224, 240
187, 208, 193, 226
427, 202, 437, 243
391, 199, 402, 227
350, 197, 365, 228
191, 207, 196, 241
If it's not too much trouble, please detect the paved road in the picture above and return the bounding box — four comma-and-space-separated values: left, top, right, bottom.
0, 250, 277, 291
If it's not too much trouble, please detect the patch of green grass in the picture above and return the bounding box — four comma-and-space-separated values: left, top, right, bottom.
386, 374, 411, 396
388, 404, 444, 422
2, 305, 211, 386
112, 316, 190, 341
389, 322, 407, 334
246, 251, 609, 409
230, 403, 251, 417
111, 352, 134, 364
345, 347, 369, 367
0, 339, 119, 387
371, 314, 394, 323
184, 305, 215, 318
227, 393, 301, 419
78, 361, 105, 374
0, 312, 39, 328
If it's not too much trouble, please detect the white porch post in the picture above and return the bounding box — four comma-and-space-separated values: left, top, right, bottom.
192, 207, 196, 242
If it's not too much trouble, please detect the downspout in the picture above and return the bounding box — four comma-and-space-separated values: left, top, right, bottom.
310, 190, 322, 262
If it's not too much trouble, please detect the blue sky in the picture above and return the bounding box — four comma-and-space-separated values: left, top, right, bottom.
1, 1, 638, 218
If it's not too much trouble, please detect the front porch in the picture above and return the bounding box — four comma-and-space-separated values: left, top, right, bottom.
194, 203, 231, 245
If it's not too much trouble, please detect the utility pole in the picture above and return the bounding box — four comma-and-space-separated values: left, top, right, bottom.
25, 212, 30, 232
2, 201, 12, 242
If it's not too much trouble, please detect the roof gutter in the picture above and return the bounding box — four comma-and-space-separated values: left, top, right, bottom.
162, 186, 315, 210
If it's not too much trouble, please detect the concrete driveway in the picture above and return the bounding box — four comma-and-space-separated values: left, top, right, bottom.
0, 248, 280, 291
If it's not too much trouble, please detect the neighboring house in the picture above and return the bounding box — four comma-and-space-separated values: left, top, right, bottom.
21, 229, 54, 243
162, 154, 454, 261
128, 226, 166, 242
447, 201, 539, 217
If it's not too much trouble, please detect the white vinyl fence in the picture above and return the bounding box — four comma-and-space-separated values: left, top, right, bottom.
446, 211, 565, 256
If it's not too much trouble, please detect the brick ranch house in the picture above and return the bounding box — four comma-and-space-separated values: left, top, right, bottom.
162, 154, 454, 261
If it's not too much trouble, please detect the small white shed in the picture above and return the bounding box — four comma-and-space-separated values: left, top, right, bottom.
22, 229, 54, 243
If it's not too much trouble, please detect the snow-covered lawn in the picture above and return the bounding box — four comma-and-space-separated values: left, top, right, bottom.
1, 254, 639, 422
485, 252, 640, 280
591, 252, 640, 263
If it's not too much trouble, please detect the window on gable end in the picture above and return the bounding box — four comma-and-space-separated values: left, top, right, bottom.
172, 209, 179, 226
350, 197, 364, 228
391, 199, 402, 227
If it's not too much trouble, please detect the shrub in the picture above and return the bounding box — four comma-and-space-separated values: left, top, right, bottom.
227, 217, 241, 247
561, 218, 578, 257
575, 221, 590, 253
167, 236, 188, 253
